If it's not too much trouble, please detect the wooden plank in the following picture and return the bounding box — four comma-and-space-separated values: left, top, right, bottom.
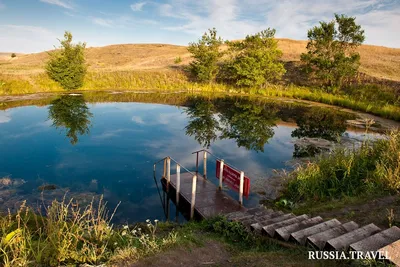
378, 239, 400, 266
263, 214, 309, 237
290, 219, 342, 245
251, 213, 295, 233
350, 226, 400, 253
307, 221, 359, 250
326, 224, 381, 251
275, 216, 324, 241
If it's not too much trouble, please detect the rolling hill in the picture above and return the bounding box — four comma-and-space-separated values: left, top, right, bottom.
1, 39, 400, 81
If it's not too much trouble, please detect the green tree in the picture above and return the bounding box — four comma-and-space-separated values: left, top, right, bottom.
221, 28, 285, 87
187, 28, 223, 83
48, 95, 92, 145
301, 14, 365, 88
46, 31, 87, 90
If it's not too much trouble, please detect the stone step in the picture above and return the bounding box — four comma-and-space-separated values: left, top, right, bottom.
263, 214, 309, 237
379, 239, 400, 266
242, 211, 284, 227
350, 226, 400, 253
275, 216, 324, 241
251, 213, 296, 233
326, 224, 381, 251
226, 211, 247, 220
247, 207, 268, 216
290, 219, 342, 245
255, 210, 285, 221
307, 221, 359, 250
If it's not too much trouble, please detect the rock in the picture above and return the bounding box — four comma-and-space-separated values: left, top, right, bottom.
0, 177, 12, 186
38, 184, 57, 191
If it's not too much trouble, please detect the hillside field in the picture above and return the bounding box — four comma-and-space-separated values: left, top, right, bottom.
1, 38, 400, 81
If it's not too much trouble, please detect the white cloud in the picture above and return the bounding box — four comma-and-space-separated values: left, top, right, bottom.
90, 17, 114, 27
158, 0, 400, 48
0, 25, 58, 53
0, 111, 11, 124
39, 0, 73, 10
132, 116, 144, 124
131, 1, 147, 11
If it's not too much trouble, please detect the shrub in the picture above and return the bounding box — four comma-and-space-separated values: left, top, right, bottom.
46, 31, 87, 90
301, 14, 365, 88
10, 53, 16, 58
187, 28, 223, 83
174, 56, 182, 64
221, 28, 286, 87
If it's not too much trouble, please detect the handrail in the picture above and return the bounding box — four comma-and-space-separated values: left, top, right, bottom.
191, 149, 243, 173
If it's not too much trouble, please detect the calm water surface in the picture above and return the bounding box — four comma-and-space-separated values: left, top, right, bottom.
0, 93, 377, 223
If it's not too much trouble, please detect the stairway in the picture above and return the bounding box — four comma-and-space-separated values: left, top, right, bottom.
225, 207, 400, 265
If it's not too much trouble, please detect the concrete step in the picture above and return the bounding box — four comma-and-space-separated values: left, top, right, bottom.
275, 216, 324, 241
350, 226, 400, 253
251, 213, 296, 233
263, 214, 309, 237
326, 223, 381, 251
379, 239, 400, 266
247, 207, 268, 216
226, 211, 248, 220
290, 219, 342, 245
243, 211, 284, 227
307, 221, 359, 250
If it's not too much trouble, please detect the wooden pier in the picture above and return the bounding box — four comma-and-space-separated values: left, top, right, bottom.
161, 172, 245, 219
154, 150, 248, 220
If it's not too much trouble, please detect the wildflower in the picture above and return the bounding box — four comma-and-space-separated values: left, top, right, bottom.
138, 228, 141, 231
123, 225, 129, 230
146, 219, 150, 223
154, 219, 159, 223
122, 230, 127, 236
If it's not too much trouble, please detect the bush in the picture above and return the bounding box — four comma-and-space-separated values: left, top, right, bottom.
221, 29, 285, 87
46, 31, 87, 90
174, 56, 182, 64
301, 14, 365, 88
187, 28, 223, 83
10, 53, 16, 58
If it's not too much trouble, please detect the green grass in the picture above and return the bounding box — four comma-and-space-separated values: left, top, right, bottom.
281, 130, 400, 203
2, 70, 400, 121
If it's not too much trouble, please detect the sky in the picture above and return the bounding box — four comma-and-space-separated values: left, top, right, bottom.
0, 0, 399, 53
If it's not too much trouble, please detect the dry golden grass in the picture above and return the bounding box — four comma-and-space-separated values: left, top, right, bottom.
1, 38, 399, 81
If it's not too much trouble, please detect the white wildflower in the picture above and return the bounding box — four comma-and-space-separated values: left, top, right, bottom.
122, 230, 127, 236
146, 219, 150, 223
123, 225, 129, 230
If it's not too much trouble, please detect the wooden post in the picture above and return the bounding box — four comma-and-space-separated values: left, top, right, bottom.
203, 151, 207, 179
195, 153, 199, 174
190, 174, 197, 220
166, 157, 171, 191
219, 160, 224, 190
176, 164, 180, 206
239, 171, 244, 205
163, 158, 166, 178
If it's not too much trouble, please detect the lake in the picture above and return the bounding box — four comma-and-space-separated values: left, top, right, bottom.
0, 92, 381, 223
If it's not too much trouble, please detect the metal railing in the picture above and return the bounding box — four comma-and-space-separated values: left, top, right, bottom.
154, 156, 198, 219
191, 149, 246, 205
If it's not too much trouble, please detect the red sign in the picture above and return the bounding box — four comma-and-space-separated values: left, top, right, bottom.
216, 159, 250, 197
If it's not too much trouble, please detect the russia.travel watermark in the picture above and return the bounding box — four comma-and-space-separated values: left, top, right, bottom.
308, 251, 389, 260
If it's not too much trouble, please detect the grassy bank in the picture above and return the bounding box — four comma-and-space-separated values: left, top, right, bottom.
2, 197, 377, 267
2, 69, 400, 121
274, 130, 400, 220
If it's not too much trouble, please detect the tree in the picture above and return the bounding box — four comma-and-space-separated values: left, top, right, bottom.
11, 53, 16, 58
220, 28, 285, 87
187, 28, 223, 83
46, 31, 87, 90
301, 14, 365, 88
48, 95, 92, 145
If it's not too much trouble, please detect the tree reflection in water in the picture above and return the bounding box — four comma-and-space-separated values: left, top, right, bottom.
185, 97, 278, 152
48, 95, 92, 145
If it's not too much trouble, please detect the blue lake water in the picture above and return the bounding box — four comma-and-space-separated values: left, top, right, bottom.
0, 93, 377, 223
